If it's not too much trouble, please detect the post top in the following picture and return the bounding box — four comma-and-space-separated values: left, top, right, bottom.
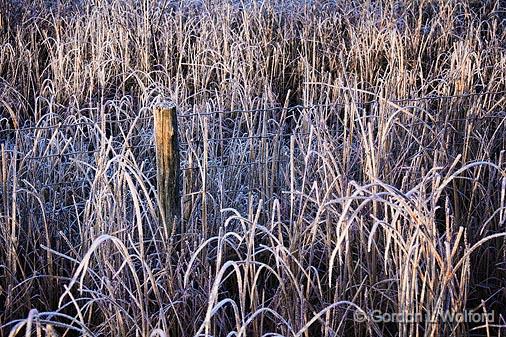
154, 101, 177, 110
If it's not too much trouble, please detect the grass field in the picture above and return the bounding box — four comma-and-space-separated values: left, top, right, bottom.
1, 0, 506, 336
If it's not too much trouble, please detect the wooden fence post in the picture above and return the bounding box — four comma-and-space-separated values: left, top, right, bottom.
153, 101, 180, 235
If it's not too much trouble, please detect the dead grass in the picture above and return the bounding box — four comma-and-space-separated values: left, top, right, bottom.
0, 0, 506, 336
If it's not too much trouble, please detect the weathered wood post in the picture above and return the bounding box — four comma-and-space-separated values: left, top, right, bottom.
153, 101, 180, 235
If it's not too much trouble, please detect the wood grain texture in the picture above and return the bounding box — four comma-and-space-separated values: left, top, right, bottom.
153, 102, 180, 235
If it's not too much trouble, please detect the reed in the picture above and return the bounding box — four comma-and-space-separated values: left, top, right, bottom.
0, 0, 505, 336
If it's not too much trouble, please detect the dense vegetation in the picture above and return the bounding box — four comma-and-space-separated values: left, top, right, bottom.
0, 0, 505, 336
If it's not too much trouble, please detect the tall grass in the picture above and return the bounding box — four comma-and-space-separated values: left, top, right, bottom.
0, 0, 505, 336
